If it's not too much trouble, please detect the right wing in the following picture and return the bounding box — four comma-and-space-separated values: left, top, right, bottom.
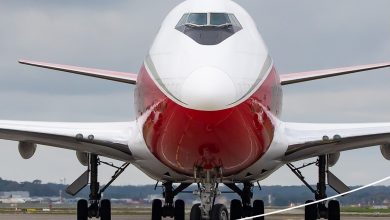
281, 122, 390, 162
19, 60, 138, 84
280, 61, 390, 85
0, 120, 134, 161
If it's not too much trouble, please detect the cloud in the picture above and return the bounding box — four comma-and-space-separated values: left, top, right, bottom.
0, 0, 390, 186
283, 87, 390, 123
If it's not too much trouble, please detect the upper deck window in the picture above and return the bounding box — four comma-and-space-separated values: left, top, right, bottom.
175, 13, 242, 45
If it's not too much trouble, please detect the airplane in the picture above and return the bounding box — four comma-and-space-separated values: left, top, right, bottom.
2, 0, 390, 219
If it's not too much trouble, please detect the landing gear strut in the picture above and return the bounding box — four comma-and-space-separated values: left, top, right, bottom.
225, 182, 264, 220
151, 181, 191, 220
87, 154, 102, 218
190, 167, 229, 220
287, 155, 340, 220
67, 154, 129, 220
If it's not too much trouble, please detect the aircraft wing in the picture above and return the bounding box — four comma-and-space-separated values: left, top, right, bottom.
19, 60, 137, 84
281, 122, 390, 162
280, 61, 390, 85
0, 120, 134, 161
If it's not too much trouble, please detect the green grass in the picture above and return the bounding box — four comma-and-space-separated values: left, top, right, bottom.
2, 206, 390, 216
0, 207, 152, 215
341, 207, 390, 214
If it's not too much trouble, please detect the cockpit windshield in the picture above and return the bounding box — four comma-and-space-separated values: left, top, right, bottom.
187, 13, 207, 26
210, 13, 230, 26
176, 12, 242, 45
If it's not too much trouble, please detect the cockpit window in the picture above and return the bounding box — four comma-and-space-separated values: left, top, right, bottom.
177, 13, 190, 27
210, 13, 230, 26
187, 13, 207, 26
175, 12, 242, 45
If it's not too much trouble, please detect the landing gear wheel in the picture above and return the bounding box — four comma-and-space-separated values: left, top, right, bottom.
328, 200, 340, 220
230, 199, 242, 220
190, 204, 202, 220
100, 199, 111, 220
174, 199, 185, 220
253, 200, 264, 220
305, 200, 317, 220
211, 204, 229, 220
152, 199, 163, 220
77, 199, 88, 220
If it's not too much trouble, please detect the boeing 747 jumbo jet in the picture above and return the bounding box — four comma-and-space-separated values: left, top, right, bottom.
2, 0, 390, 220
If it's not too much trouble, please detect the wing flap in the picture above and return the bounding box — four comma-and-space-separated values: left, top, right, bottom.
282, 122, 390, 162
280, 61, 390, 85
19, 60, 137, 84
0, 120, 134, 161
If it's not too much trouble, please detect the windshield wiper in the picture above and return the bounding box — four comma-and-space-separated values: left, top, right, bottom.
185, 23, 233, 28
212, 23, 233, 28
185, 23, 207, 28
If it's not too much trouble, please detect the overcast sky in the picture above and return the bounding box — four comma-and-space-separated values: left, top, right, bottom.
1, 0, 390, 188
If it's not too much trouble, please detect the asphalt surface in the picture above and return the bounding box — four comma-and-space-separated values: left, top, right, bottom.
1, 215, 390, 220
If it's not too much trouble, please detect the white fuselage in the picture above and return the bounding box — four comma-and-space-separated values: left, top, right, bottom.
128, 0, 288, 183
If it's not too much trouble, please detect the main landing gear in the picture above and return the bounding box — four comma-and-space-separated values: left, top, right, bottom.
151, 182, 191, 220
152, 182, 191, 220
225, 182, 264, 220
287, 155, 349, 220
66, 154, 130, 220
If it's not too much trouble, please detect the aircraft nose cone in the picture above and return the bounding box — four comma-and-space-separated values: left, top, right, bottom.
181, 67, 236, 111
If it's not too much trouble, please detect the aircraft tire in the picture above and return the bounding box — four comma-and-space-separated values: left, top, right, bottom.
211, 204, 229, 220
230, 199, 242, 220
328, 200, 340, 220
174, 199, 185, 220
100, 199, 111, 220
190, 204, 202, 220
305, 200, 317, 220
252, 200, 264, 220
152, 199, 163, 220
77, 199, 88, 220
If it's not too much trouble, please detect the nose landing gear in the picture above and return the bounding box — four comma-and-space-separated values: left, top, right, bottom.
189, 167, 230, 220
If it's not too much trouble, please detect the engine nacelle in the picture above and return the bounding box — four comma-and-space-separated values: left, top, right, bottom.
18, 142, 37, 159
327, 152, 340, 167
380, 144, 390, 160
76, 151, 89, 166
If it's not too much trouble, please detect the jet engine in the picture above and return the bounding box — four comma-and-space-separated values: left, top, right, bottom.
18, 142, 37, 159
380, 144, 390, 160
327, 152, 340, 167
76, 151, 89, 166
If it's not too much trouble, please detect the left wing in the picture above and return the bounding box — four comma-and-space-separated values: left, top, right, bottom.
281, 122, 390, 162
280, 61, 390, 85
19, 60, 138, 84
0, 120, 134, 161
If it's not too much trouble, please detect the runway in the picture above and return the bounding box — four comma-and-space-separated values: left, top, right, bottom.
0, 215, 389, 220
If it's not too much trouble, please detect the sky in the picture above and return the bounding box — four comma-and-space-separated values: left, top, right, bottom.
0, 0, 390, 188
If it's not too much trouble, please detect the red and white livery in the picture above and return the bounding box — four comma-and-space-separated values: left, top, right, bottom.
3, 0, 390, 219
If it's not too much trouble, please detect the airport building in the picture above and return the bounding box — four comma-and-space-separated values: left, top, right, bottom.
0, 191, 30, 199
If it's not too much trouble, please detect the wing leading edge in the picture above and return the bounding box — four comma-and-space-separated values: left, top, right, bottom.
19, 60, 138, 84
0, 120, 134, 161
280, 61, 390, 85
281, 122, 390, 162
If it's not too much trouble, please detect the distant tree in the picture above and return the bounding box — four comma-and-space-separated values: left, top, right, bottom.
32, 180, 42, 185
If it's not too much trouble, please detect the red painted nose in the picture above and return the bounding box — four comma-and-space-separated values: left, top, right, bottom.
143, 98, 274, 176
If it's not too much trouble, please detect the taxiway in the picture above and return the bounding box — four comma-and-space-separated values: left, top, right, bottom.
0, 215, 389, 220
